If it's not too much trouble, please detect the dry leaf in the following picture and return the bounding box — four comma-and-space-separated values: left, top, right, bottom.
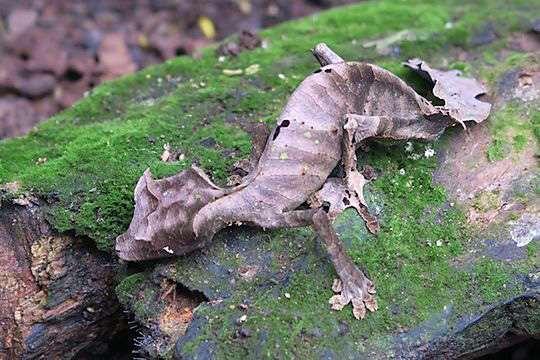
116, 167, 229, 260
99, 33, 137, 81
217, 30, 260, 57
160, 143, 170, 162
404, 58, 491, 127
223, 69, 243, 76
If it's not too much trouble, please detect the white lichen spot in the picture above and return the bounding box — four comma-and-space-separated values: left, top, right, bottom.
399, 168, 405, 175
315, 139, 320, 144
408, 153, 421, 160
405, 142, 413, 152
279, 152, 289, 160
163, 246, 174, 254
303, 131, 312, 138
245, 64, 260, 75
424, 148, 436, 158
284, 292, 291, 299
278, 73, 287, 80
271, 145, 277, 152
436, 240, 442, 247
510, 213, 540, 247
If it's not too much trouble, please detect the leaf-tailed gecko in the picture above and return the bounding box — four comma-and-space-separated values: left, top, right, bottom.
116, 43, 490, 319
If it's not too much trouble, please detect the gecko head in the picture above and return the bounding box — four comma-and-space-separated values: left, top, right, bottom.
115, 167, 224, 261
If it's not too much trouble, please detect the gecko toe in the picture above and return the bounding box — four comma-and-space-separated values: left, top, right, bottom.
329, 294, 347, 311
328, 275, 378, 320
352, 298, 367, 320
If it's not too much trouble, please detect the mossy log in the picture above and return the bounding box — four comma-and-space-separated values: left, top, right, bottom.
1, 0, 540, 359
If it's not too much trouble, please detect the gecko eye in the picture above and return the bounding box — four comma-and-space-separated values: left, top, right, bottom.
313, 69, 322, 74
272, 119, 291, 140
324, 69, 332, 73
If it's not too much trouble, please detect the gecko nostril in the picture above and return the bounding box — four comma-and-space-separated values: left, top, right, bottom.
324, 69, 332, 73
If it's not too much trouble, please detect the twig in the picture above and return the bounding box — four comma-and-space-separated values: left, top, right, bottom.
312, 43, 344, 66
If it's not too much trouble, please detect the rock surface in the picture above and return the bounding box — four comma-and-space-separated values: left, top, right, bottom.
1, 0, 539, 359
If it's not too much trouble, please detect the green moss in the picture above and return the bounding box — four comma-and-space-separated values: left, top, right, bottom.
471, 258, 511, 304
116, 271, 162, 323
2, 0, 540, 357
1, 0, 538, 253
487, 139, 509, 162
483, 52, 540, 89
116, 271, 152, 306
175, 139, 525, 358
134, 286, 160, 321
526, 240, 540, 263
484, 106, 540, 163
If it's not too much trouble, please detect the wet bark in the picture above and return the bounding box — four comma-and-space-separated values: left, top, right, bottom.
0, 199, 125, 359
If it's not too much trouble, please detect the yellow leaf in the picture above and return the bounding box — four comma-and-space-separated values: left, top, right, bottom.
137, 34, 150, 49
197, 16, 216, 40
235, 0, 252, 15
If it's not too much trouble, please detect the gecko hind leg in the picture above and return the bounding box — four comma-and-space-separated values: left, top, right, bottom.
253, 207, 378, 320
312, 209, 378, 320
309, 114, 381, 233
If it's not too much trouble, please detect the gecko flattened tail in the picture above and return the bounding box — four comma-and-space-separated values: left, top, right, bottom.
115, 166, 228, 261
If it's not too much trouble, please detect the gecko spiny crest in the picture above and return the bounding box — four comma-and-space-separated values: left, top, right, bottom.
116, 43, 490, 319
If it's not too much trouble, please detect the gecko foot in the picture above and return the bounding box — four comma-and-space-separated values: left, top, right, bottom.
329, 273, 378, 320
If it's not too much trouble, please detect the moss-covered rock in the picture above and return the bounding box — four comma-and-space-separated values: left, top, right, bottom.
2, 0, 540, 358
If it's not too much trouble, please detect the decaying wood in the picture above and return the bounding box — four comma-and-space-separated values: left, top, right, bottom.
0, 201, 124, 359
116, 43, 491, 319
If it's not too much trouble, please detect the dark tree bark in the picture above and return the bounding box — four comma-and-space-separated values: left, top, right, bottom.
0, 199, 125, 359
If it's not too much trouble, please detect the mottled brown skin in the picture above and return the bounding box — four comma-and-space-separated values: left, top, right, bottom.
192, 61, 452, 238
116, 44, 489, 319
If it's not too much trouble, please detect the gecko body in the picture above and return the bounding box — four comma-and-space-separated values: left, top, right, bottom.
192, 61, 451, 238
116, 44, 490, 319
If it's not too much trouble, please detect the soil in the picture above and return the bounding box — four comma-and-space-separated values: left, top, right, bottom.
0, 0, 359, 139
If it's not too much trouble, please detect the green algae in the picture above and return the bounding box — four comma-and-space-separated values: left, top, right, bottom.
484, 106, 540, 163
1, 0, 537, 252
116, 271, 152, 306
116, 271, 162, 322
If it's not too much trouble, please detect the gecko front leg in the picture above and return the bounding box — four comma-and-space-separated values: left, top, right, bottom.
309, 114, 381, 233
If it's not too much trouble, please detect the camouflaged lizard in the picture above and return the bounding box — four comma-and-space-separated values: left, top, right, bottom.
116, 43, 490, 319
